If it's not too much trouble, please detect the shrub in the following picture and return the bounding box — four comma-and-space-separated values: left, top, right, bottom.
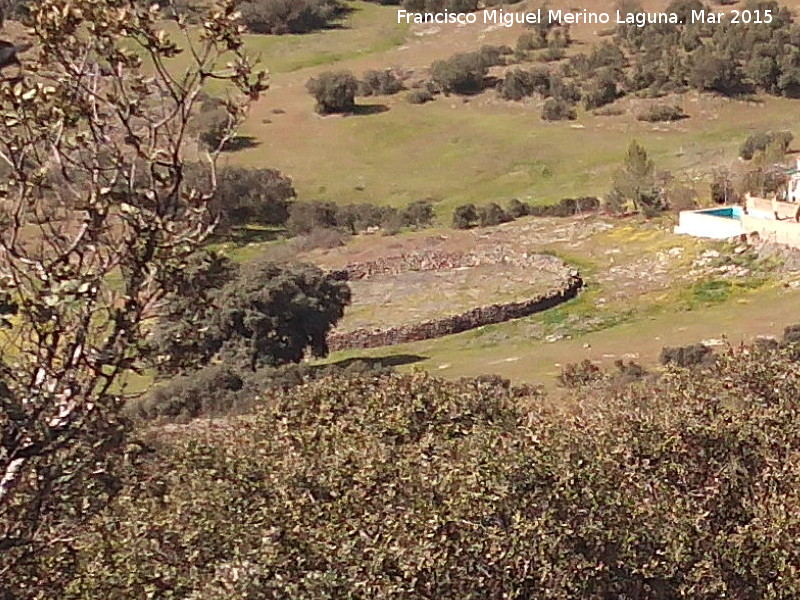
613, 359, 648, 383
359, 69, 404, 96
659, 343, 714, 368
783, 324, 800, 344
541, 97, 576, 121
430, 52, 488, 95
582, 71, 620, 110
131, 364, 246, 422
636, 103, 687, 122
197, 166, 296, 230
286, 200, 338, 236
515, 30, 547, 54
477, 44, 512, 68
593, 105, 626, 116
506, 198, 530, 218
400, 199, 435, 228
549, 75, 581, 102
290, 226, 350, 251
196, 109, 229, 150
238, 0, 345, 34
499, 67, 550, 101
739, 130, 793, 160
452, 203, 478, 228
334, 203, 399, 233
306, 70, 358, 114
406, 88, 434, 104
528, 197, 600, 217
477, 202, 511, 226
539, 45, 566, 62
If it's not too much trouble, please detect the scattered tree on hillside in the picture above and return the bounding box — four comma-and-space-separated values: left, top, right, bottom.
499, 67, 550, 101
358, 68, 404, 96
306, 70, 358, 114
430, 52, 489, 95
541, 97, 576, 121
609, 140, 665, 215
208, 260, 351, 371
209, 166, 295, 230
238, 0, 345, 34
0, 0, 266, 592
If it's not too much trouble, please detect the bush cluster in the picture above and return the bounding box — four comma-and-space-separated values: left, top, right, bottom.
430, 47, 508, 95
288, 199, 435, 236
430, 52, 488, 95
129, 360, 392, 423
358, 69, 404, 96
406, 87, 434, 104
739, 129, 794, 160
659, 343, 714, 368
452, 202, 514, 229
528, 196, 601, 217
401, 0, 478, 11
452, 196, 599, 229
498, 66, 550, 101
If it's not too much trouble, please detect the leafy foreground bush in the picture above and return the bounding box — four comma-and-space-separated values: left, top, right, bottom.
53, 348, 800, 598
129, 359, 392, 422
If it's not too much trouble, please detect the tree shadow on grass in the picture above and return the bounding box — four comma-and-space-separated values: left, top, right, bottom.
221, 135, 260, 152
327, 353, 427, 370
222, 227, 287, 246
347, 103, 389, 116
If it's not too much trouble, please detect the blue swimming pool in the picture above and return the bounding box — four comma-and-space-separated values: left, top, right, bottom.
697, 206, 744, 220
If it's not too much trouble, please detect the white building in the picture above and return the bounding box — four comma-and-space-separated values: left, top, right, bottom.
784, 157, 800, 203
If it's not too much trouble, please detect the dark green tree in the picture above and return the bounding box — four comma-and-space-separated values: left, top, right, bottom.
209, 260, 351, 370
610, 140, 664, 214
148, 251, 241, 375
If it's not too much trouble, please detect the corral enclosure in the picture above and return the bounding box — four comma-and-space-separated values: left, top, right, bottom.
334, 247, 574, 331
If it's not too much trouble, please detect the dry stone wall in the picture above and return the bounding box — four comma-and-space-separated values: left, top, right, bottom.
327, 249, 583, 352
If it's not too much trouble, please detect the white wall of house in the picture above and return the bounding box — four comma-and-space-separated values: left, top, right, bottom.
674, 211, 744, 239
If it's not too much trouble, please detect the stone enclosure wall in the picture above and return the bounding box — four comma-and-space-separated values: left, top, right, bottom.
327, 249, 583, 352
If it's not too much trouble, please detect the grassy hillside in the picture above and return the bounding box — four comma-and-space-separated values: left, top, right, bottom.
202, 0, 800, 214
